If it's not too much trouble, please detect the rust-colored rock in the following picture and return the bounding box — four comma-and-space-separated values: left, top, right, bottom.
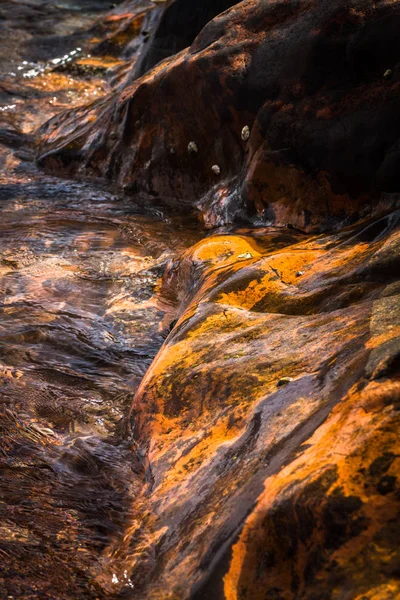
38, 0, 400, 228
90, 211, 399, 599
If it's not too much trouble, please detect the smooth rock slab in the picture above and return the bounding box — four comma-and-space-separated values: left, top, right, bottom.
97, 212, 400, 599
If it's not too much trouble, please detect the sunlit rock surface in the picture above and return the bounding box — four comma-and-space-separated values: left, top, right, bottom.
118, 213, 400, 598
1, 0, 399, 598
37, 0, 400, 228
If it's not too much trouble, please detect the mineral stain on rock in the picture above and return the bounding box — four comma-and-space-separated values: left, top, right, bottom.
1, 0, 400, 599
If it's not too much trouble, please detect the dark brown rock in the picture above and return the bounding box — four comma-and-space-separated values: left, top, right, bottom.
37, 0, 400, 229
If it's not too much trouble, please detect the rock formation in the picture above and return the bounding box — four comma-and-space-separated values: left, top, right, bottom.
123, 214, 400, 598
38, 0, 400, 230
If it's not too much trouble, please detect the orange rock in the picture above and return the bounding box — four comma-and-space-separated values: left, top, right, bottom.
92, 212, 400, 598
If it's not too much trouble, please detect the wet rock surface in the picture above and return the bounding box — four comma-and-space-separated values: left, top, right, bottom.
1, 0, 400, 599
128, 218, 400, 598
37, 0, 400, 229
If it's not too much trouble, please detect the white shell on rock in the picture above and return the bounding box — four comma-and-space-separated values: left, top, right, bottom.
187, 141, 198, 154
211, 165, 221, 175
241, 125, 250, 141
238, 252, 253, 260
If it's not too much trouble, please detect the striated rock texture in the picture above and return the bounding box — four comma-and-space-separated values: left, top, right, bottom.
37, 0, 400, 229
103, 211, 400, 599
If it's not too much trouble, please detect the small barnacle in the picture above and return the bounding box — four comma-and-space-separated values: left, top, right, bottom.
241, 125, 250, 141
211, 164, 221, 175
187, 141, 198, 154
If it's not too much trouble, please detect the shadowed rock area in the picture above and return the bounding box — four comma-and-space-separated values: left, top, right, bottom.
1, 0, 400, 598
37, 0, 400, 229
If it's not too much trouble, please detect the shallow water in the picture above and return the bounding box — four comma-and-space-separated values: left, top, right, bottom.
0, 3, 202, 597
